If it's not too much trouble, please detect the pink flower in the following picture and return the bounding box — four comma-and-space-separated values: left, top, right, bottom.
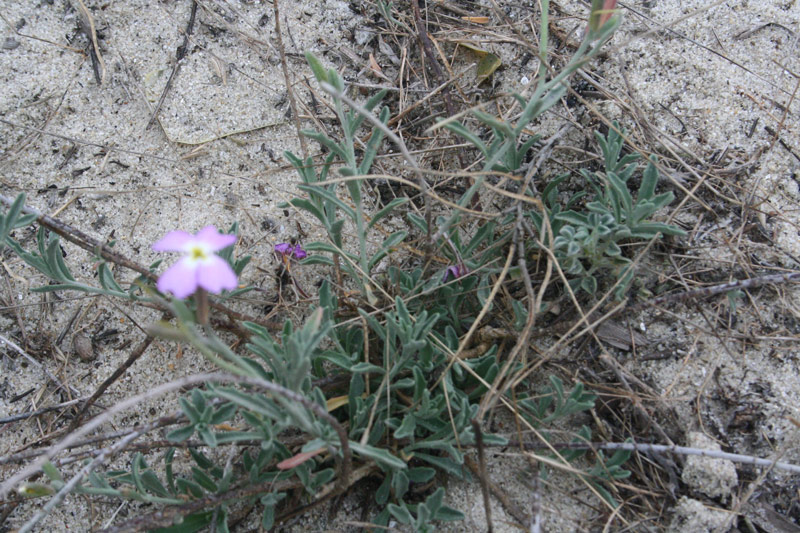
153, 226, 238, 299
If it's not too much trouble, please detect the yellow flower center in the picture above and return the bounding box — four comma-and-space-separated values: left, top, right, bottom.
189, 245, 209, 262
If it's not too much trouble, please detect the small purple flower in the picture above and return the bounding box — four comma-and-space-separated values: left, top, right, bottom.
275, 242, 307, 260
443, 264, 469, 283
293, 244, 307, 260
274, 242, 293, 256
153, 226, 238, 299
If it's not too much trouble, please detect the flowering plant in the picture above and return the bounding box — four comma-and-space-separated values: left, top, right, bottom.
0, 8, 646, 530
275, 242, 307, 260
443, 263, 470, 283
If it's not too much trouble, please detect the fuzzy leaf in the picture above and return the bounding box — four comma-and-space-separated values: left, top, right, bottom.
305, 51, 329, 84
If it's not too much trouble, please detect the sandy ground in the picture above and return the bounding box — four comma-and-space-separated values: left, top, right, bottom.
1, 0, 800, 531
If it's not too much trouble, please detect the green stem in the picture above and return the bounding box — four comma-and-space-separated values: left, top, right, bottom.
537, 0, 550, 87
337, 98, 370, 284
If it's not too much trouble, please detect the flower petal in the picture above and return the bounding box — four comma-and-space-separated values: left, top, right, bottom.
196, 255, 239, 294
153, 230, 193, 252
195, 226, 237, 251
293, 244, 307, 260
274, 243, 292, 255
157, 258, 199, 299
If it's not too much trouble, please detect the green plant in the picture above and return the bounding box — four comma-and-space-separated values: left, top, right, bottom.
515, 376, 632, 507
547, 123, 686, 298
0, 3, 651, 530
283, 52, 408, 305
443, 0, 621, 176
0, 193, 36, 251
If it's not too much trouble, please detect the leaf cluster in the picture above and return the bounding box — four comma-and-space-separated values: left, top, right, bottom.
543, 124, 686, 298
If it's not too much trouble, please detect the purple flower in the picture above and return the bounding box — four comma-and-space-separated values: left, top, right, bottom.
293, 244, 307, 260
443, 264, 469, 283
153, 226, 238, 299
274, 242, 293, 256
275, 242, 307, 260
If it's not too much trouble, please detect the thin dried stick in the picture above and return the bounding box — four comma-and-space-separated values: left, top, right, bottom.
0, 396, 89, 425
146, 0, 198, 129
503, 440, 800, 474
409, 0, 457, 118
68, 331, 157, 431
628, 270, 800, 312
19, 424, 150, 533
0, 118, 180, 164
74, 0, 106, 84
0, 412, 185, 469
408, 0, 472, 183
273, 0, 307, 158
471, 419, 494, 532
477, 207, 541, 419
0, 373, 352, 500
276, 464, 376, 525
0, 333, 79, 398
464, 455, 529, 528
0, 194, 155, 279
528, 470, 541, 533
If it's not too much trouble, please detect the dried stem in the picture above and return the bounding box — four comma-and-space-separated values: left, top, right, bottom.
503, 440, 800, 474
19, 423, 154, 533
273, 0, 307, 158
73, 0, 106, 84
68, 332, 157, 431
0, 396, 89, 426
471, 418, 494, 532
145, 0, 198, 129
628, 270, 800, 312
0, 194, 280, 330
464, 455, 529, 528
0, 332, 79, 398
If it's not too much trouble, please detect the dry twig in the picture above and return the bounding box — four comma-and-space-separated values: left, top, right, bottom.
145, 0, 198, 129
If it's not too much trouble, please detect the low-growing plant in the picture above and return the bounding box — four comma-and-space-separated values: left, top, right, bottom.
534, 124, 686, 298
0, 1, 664, 531
282, 51, 408, 305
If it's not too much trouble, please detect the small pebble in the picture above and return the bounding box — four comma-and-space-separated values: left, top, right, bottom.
2, 38, 20, 50
73, 333, 96, 362
354, 29, 372, 46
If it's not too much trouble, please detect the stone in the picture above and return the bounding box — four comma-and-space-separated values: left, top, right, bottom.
668, 497, 730, 532
681, 432, 738, 500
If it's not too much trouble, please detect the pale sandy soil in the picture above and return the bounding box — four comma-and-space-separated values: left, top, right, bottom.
1, 0, 799, 531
